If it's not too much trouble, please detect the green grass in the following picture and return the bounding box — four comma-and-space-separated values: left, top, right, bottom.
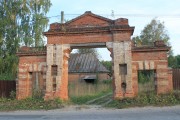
68, 81, 112, 97
105, 91, 180, 109
1, 91, 180, 111
70, 90, 111, 105
0, 97, 65, 111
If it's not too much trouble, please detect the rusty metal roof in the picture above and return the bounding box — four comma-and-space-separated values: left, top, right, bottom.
68, 53, 109, 73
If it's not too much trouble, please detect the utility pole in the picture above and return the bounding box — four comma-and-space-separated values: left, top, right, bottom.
61, 11, 64, 23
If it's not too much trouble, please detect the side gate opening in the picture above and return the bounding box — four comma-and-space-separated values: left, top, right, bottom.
138, 70, 156, 94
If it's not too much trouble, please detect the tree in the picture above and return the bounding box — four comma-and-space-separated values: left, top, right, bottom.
132, 18, 175, 68
77, 48, 99, 58
0, 0, 51, 52
176, 55, 180, 68
132, 19, 170, 46
101, 60, 112, 76
20, 0, 51, 47
0, 0, 51, 79
168, 55, 180, 68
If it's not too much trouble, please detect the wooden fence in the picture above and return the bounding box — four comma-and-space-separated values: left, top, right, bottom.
0, 80, 16, 98
173, 69, 180, 90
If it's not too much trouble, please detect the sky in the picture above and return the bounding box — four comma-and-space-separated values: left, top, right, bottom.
46, 0, 180, 61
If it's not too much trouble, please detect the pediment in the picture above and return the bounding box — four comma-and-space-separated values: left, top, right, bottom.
66, 11, 113, 27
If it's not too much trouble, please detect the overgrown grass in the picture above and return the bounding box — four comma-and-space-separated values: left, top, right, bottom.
105, 91, 180, 109
69, 80, 112, 97
70, 90, 111, 105
0, 97, 65, 111
1, 91, 180, 111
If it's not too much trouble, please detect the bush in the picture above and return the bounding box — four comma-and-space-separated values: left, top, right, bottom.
105, 91, 180, 108
0, 97, 65, 111
9, 91, 16, 99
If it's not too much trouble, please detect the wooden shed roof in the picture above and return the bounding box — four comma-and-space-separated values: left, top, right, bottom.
68, 53, 109, 73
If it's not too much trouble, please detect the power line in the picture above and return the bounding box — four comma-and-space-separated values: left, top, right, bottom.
22, 13, 179, 27
62, 13, 180, 18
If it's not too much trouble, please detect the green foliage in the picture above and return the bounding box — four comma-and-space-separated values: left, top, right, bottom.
105, 92, 180, 108
70, 90, 110, 105
0, 97, 64, 111
132, 18, 170, 46
0, 55, 18, 80
32, 90, 43, 99
138, 70, 154, 84
0, 0, 51, 80
101, 60, 112, 76
76, 48, 99, 58
168, 55, 180, 68
9, 91, 16, 100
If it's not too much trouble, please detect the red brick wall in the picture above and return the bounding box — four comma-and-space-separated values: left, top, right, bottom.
132, 51, 172, 95
17, 55, 46, 99
47, 34, 112, 44
132, 51, 167, 61
68, 15, 109, 27
47, 32, 131, 45
168, 69, 173, 91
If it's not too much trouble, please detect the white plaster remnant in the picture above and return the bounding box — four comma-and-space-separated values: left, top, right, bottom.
150, 61, 155, 69
138, 61, 143, 70
144, 61, 149, 70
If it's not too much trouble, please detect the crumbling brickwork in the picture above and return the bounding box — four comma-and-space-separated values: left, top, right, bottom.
44, 44, 71, 100
17, 55, 46, 99
16, 11, 172, 100
132, 44, 173, 95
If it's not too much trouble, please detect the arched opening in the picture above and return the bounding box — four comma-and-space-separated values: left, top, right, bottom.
68, 47, 113, 100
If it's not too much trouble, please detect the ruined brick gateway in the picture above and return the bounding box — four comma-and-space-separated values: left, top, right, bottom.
16, 11, 173, 100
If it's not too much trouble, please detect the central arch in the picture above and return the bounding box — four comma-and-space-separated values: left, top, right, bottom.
16, 11, 172, 100
43, 11, 134, 100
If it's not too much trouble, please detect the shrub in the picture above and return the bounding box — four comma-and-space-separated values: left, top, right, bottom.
0, 97, 65, 111
105, 91, 180, 108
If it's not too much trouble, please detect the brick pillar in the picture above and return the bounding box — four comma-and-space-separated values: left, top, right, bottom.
132, 62, 138, 96
16, 64, 29, 99
168, 69, 173, 91
44, 44, 70, 100
44, 44, 54, 100
54, 44, 71, 100
106, 41, 134, 99
156, 61, 172, 94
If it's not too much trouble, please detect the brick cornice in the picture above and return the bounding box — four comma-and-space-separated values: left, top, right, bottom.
132, 46, 170, 52
44, 25, 134, 36
16, 51, 46, 56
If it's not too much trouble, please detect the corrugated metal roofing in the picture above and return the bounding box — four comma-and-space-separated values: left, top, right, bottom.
68, 53, 109, 73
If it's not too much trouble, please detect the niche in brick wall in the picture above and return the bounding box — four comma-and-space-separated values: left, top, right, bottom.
29, 72, 44, 96
51, 65, 57, 91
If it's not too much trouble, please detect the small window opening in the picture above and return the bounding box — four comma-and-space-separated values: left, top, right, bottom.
138, 70, 156, 93
119, 64, 127, 75
51, 65, 57, 76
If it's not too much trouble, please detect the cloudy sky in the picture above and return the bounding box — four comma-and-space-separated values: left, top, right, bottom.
46, 0, 180, 60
